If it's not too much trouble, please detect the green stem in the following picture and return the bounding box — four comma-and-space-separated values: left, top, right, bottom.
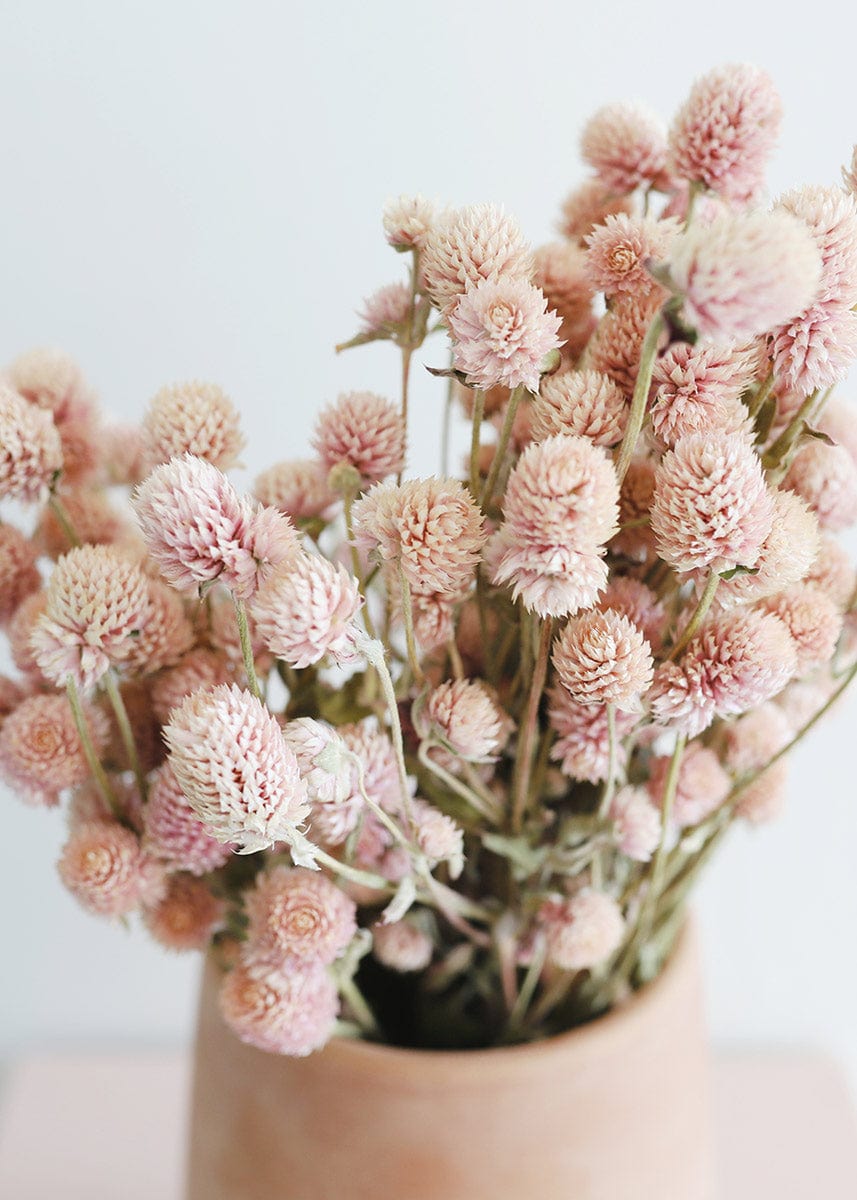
398, 345, 412, 487
233, 597, 262, 700
614, 310, 666, 483
65, 677, 121, 820
418, 741, 502, 824
102, 671, 147, 802
361, 637, 415, 828
345, 494, 378, 639
669, 572, 720, 660
469, 388, 485, 497
48, 493, 81, 549
481, 385, 524, 509
337, 973, 380, 1036
511, 618, 553, 833
506, 936, 548, 1035
441, 361, 454, 476
746, 369, 775, 421
398, 565, 425, 686
762, 390, 820, 472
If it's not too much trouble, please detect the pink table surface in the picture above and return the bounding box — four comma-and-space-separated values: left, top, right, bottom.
0, 1049, 855, 1197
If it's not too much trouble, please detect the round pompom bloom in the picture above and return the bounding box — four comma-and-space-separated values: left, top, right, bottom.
340, 719, 403, 817
421, 679, 507, 760
613, 458, 657, 561
144, 873, 226, 951
650, 610, 797, 735
250, 554, 363, 670
488, 530, 609, 619
583, 289, 665, 398
281, 719, 359, 845
0, 692, 108, 806
143, 762, 233, 875
785, 440, 857, 532
668, 63, 782, 202
770, 303, 857, 396
372, 919, 434, 972
585, 213, 678, 298
553, 609, 653, 712
759, 584, 843, 674
220, 957, 339, 1056
254, 459, 337, 524
409, 591, 457, 651
411, 799, 464, 877
777, 185, 857, 308
34, 487, 127, 559
548, 689, 635, 783
532, 242, 595, 354
420, 203, 534, 315
163, 684, 311, 855
150, 647, 233, 724
140, 381, 244, 473
121, 579, 196, 676
0, 384, 63, 501
7, 349, 99, 484
669, 210, 822, 342
540, 889, 625, 971
7, 591, 48, 679
30, 545, 150, 691
724, 702, 791, 775
715, 488, 820, 608
352, 477, 486, 599
650, 433, 774, 574
244, 865, 357, 968
312, 391, 406, 486
532, 369, 628, 448
805, 534, 856, 609
650, 341, 761, 447
648, 742, 730, 829
610, 786, 661, 861
358, 281, 412, 336
557, 179, 635, 244
581, 102, 668, 194
382, 194, 437, 249
0, 523, 40, 625
58, 820, 164, 917
449, 277, 562, 393
597, 576, 666, 654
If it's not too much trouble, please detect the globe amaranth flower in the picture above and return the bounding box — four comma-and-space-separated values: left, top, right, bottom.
0, 523, 40, 625
420, 202, 533, 315
382, 194, 438, 249
532, 369, 628, 448
552, 609, 654, 712
582, 288, 665, 398
581, 102, 668, 194
596, 576, 666, 654
372, 918, 434, 972
141, 381, 244, 473
311, 391, 405, 485
0, 692, 109, 807
759, 583, 843, 674
7, 348, 99, 485
532, 241, 595, 354
649, 341, 760, 447
220, 956, 339, 1056
410, 798, 464, 878
805, 533, 856, 609
557, 179, 635, 244
0, 383, 63, 501
58, 819, 165, 917
251, 553, 363, 669
254, 459, 338, 524
244, 865, 357, 969
723, 703, 791, 825
785, 440, 857, 532
419, 679, 507, 760
143, 761, 233, 875
648, 742, 730, 828
714, 488, 819, 608
120, 578, 196, 676
548, 688, 637, 784
144, 873, 226, 951
585, 213, 679, 299
34, 487, 128, 560
610, 786, 661, 862
358, 281, 412, 336
539, 889, 625, 971
449, 277, 562, 393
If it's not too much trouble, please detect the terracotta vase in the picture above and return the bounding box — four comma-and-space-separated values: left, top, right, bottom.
186, 924, 715, 1200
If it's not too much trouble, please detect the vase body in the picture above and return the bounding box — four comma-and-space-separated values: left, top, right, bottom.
187, 925, 715, 1200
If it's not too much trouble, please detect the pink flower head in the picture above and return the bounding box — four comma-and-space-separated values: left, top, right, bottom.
254, 458, 338, 526
786, 440, 857, 532
421, 679, 507, 760
143, 761, 233, 875
449, 277, 562, 393
420, 203, 534, 315
669, 210, 822, 341
358, 281, 412, 335
411, 799, 464, 877
340, 718, 403, 818
382, 194, 438, 249
585, 213, 679, 299
759, 584, 843, 674
557, 179, 635, 243
489, 534, 609, 620
144, 874, 226, 951
281, 719, 360, 845
734, 759, 789, 825
7, 591, 48, 679
244, 865, 357, 968
715, 488, 820, 608
597, 576, 666, 654
650, 610, 797, 735
34, 487, 128, 560
580, 102, 668, 193
352, 477, 486, 599
0, 383, 63, 501
668, 64, 783, 202
532, 369, 628, 448
770, 303, 857, 396
58, 819, 165, 917
777, 185, 857, 308
121, 579, 196, 676
648, 741, 730, 828
650, 433, 774, 574
251, 553, 363, 669
164, 684, 311, 855
610, 786, 661, 862
614, 458, 657, 561
532, 242, 595, 354
150, 647, 233, 724
31, 545, 151, 691
650, 341, 761, 446
0, 692, 108, 807
141, 381, 245, 473
312, 391, 405, 486
806, 533, 856, 609
220, 957, 339, 1056
0, 523, 40, 625
8, 348, 99, 484
583, 289, 665, 398
372, 919, 434, 972
548, 689, 636, 783
539, 889, 625, 971
553, 608, 654, 712
724, 702, 791, 775
409, 591, 457, 651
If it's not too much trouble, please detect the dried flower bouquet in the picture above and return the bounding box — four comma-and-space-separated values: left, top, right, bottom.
3, 62, 857, 1056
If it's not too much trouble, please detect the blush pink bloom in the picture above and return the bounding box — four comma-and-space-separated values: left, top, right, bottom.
251, 554, 363, 669
421, 679, 507, 760
0, 383, 63, 502
0, 692, 109, 807
150, 648, 233, 724
759, 584, 843, 674
382, 194, 438, 249
650, 433, 773, 574
668, 210, 822, 342
585, 213, 679, 298
164, 684, 311, 855
548, 689, 636, 783
735, 759, 789, 824
532, 242, 595, 354
121, 579, 196, 676
648, 742, 730, 828
34, 487, 128, 560
219, 957, 339, 1057
352, 477, 486, 599
8, 348, 99, 485
610, 786, 661, 861
409, 591, 457, 651
818, 399, 857, 468
724, 704, 791, 825
340, 718, 404, 818
311, 391, 405, 485
785, 440, 857, 532
583, 289, 665, 398
770, 304, 857, 395
777, 185, 857, 308
597, 576, 666, 654
411, 798, 464, 877
144, 874, 226, 951
489, 535, 610, 620
532, 369, 628, 448
420, 203, 533, 315
806, 533, 856, 609
7, 591, 48, 679
557, 179, 634, 243
281, 719, 363, 845
715, 488, 820, 608
614, 459, 657, 561
539, 889, 625, 971
650, 341, 760, 446
254, 459, 338, 524
358, 281, 412, 335
141, 381, 244, 473
372, 919, 434, 972
668, 64, 782, 202
0, 523, 40, 625
580, 102, 668, 194
244, 865, 357, 968
449, 277, 562, 393
552, 609, 653, 712
143, 761, 233, 875
31, 545, 151, 691
58, 819, 165, 917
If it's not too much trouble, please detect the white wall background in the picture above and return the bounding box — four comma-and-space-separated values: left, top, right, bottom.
2, 0, 856, 1090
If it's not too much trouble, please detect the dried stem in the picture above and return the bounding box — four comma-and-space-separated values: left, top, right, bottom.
469, 388, 485, 497
232, 596, 262, 700
481, 385, 524, 509
511, 617, 553, 833
103, 670, 147, 803
614, 310, 666, 483
669, 571, 720, 660
65, 677, 121, 820
398, 565, 425, 686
